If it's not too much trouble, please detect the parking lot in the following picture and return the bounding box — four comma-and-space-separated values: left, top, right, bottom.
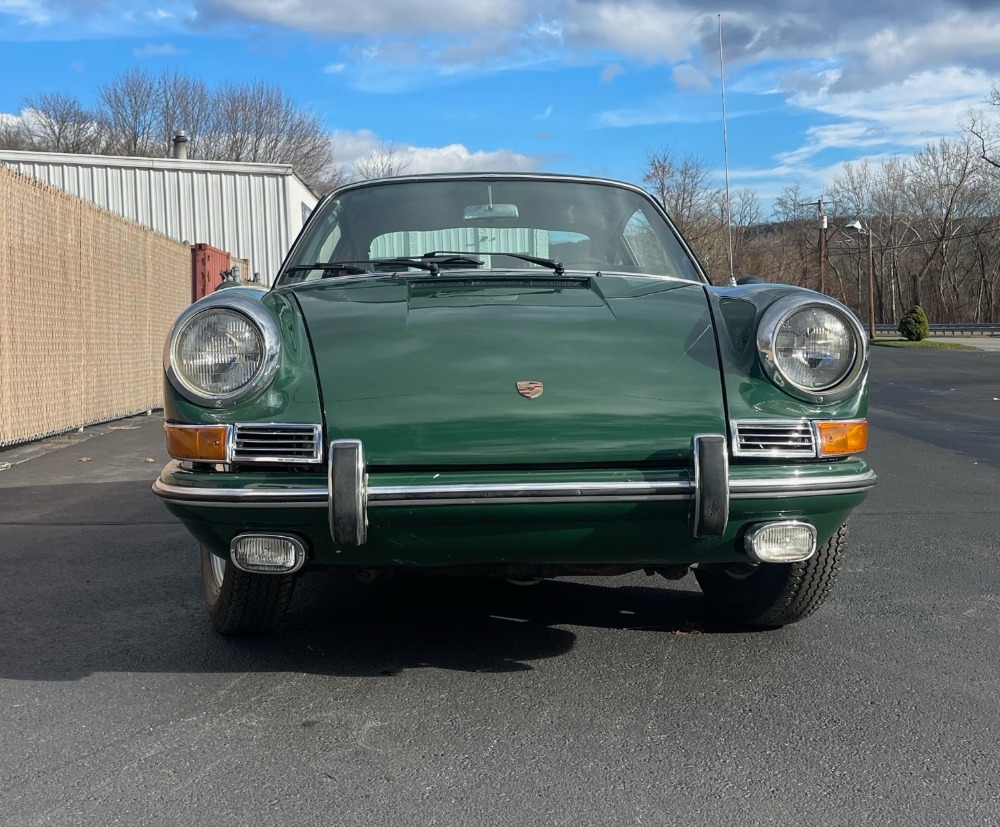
1, 346, 998, 826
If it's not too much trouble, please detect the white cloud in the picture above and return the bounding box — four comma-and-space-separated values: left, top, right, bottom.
559, 1, 698, 62
403, 143, 541, 174
331, 129, 541, 175
198, 0, 529, 35
132, 41, 188, 58
0, 0, 52, 25
784, 66, 992, 164
600, 63, 624, 84
5, 2, 1000, 102
673, 63, 712, 93
595, 105, 710, 128
832, 13, 1000, 92
530, 16, 562, 41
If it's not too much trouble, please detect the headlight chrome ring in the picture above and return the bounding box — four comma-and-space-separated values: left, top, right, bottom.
164, 291, 282, 408
756, 295, 868, 403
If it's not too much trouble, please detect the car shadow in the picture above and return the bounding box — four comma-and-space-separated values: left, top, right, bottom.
0, 479, 746, 682
263, 572, 726, 676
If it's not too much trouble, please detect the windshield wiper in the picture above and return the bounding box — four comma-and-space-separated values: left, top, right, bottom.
384, 253, 484, 275
284, 253, 486, 279
284, 262, 371, 276
428, 250, 566, 276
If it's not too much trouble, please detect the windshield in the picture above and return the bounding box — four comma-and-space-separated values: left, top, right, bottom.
277, 176, 706, 285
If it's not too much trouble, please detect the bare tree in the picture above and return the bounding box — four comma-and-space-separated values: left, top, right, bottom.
717, 187, 766, 276
97, 68, 159, 156
202, 80, 335, 190
899, 137, 980, 315
766, 185, 823, 290
6, 69, 343, 193
313, 154, 352, 194
353, 140, 410, 181
642, 147, 675, 211
0, 114, 31, 150
824, 135, 995, 325
18, 92, 99, 153
156, 71, 213, 158
640, 146, 717, 237
964, 84, 1000, 170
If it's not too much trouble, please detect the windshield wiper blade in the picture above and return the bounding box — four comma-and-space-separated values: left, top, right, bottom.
284, 261, 371, 276
430, 250, 566, 276
373, 254, 484, 276
284, 254, 484, 279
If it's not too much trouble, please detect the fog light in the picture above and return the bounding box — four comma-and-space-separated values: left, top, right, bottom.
231, 534, 306, 573
745, 522, 816, 563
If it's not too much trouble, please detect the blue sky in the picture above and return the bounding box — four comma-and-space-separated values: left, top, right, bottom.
1, 0, 998, 208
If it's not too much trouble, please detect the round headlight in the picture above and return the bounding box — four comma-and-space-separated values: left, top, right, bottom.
176, 309, 263, 394
165, 292, 281, 407
757, 296, 867, 402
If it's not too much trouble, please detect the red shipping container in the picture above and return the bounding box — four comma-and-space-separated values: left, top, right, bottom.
191, 243, 232, 302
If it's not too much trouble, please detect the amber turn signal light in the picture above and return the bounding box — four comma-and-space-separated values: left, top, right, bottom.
816, 420, 868, 456
164, 424, 230, 461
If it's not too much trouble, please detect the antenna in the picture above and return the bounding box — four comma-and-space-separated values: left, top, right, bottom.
719, 13, 736, 286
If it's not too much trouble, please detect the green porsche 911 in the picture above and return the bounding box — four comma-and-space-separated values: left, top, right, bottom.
153, 173, 875, 634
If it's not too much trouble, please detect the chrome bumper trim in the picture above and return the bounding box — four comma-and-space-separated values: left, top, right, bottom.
153, 462, 876, 506
367, 480, 693, 506
730, 469, 877, 498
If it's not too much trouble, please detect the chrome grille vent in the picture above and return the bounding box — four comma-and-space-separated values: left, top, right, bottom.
231, 424, 323, 464
732, 421, 817, 458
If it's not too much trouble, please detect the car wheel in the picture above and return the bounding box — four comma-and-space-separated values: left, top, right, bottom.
200, 545, 297, 634
694, 523, 847, 627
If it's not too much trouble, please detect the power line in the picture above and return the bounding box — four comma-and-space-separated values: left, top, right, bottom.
827, 222, 1000, 256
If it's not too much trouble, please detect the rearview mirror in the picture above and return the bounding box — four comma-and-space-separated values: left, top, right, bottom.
463, 203, 519, 220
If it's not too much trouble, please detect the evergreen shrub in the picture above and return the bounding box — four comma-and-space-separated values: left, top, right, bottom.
898, 305, 930, 341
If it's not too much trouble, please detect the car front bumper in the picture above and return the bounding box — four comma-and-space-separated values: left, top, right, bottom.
153, 449, 876, 570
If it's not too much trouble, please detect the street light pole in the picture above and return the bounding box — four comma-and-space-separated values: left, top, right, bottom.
845, 220, 877, 340
865, 231, 875, 340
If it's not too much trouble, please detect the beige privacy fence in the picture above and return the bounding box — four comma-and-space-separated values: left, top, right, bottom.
0, 165, 191, 448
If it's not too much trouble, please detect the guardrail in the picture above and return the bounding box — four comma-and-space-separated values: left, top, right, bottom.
875, 323, 1000, 337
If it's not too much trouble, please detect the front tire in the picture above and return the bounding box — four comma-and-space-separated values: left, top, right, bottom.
695, 523, 848, 627
200, 545, 297, 634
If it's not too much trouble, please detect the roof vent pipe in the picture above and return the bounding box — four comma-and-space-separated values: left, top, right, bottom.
172, 131, 189, 160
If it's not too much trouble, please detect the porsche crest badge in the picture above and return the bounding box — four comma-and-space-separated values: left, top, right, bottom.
516, 380, 544, 399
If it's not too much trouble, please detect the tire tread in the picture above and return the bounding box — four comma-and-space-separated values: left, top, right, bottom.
696, 523, 848, 627
201, 546, 296, 634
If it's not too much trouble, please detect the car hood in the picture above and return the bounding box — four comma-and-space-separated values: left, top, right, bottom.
291, 273, 726, 467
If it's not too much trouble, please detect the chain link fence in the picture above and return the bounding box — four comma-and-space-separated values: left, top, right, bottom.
1, 165, 191, 448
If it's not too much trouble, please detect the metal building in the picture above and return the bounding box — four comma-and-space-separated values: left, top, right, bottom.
0, 147, 317, 284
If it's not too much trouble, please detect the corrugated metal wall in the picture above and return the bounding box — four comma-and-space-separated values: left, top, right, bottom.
0, 152, 317, 285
